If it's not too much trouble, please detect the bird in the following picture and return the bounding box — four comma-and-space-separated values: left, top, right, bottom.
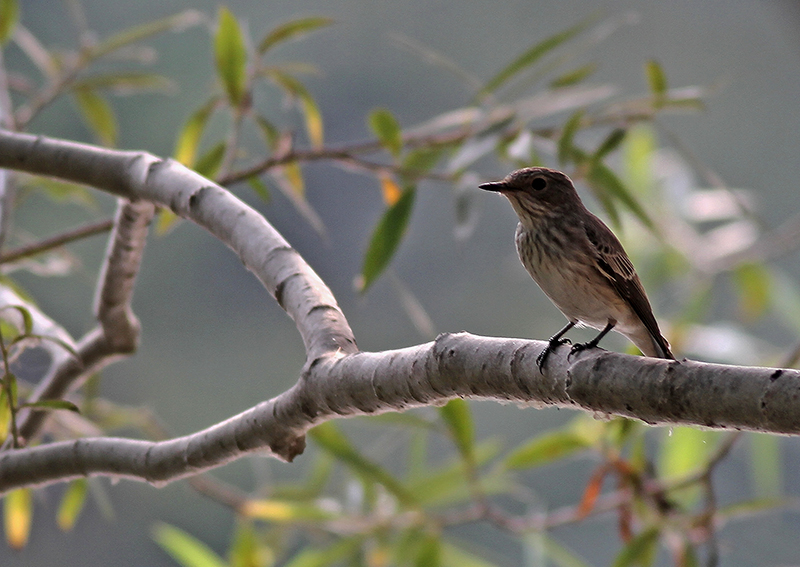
479, 167, 674, 370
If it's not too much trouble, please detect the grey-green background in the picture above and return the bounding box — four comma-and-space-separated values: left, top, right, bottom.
5, 0, 800, 565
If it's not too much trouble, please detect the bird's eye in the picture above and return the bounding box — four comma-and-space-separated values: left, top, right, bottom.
531, 177, 547, 191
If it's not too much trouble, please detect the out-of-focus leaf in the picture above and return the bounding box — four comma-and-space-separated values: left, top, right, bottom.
283, 537, 362, 567
359, 185, 415, 293
246, 176, 271, 202
403, 146, 445, 178
717, 497, 786, 521
21, 177, 97, 210
0, 304, 33, 336
557, 110, 583, 165
156, 208, 181, 235
309, 422, 415, 505
659, 427, 717, 508
439, 399, 474, 463
268, 71, 324, 148
441, 541, 501, 567
57, 479, 87, 531
174, 97, 219, 166
369, 108, 403, 158
749, 433, 782, 498
282, 161, 305, 196
214, 6, 248, 106
0, 388, 9, 442
74, 89, 117, 147
20, 399, 80, 412
623, 124, 656, 193
93, 10, 203, 59
0, 0, 19, 44
504, 430, 592, 470
4, 488, 32, 549
254, 115, 280, 149
240, 499, 335, 522
229, 521, 272, 567
645, 60, 667, 96
587, 161, 653, 230
152, 522, 227, 567
415, 534, 441, 567
71, 72, 175, 95
593, 128, 627, 162
258, 16, 334, 54
733, 263, 772, 321
193, 141, 226, 179
769, 270, 800, 335
270, 165, 327, 237
379, 173, 402, 206
481, 17, 593, 96
537, 534, 592, 567
611, 527, 659, 567
550, 63, 597, 88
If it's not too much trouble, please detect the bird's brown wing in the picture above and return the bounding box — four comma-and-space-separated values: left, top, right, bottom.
582, 213, 674, 359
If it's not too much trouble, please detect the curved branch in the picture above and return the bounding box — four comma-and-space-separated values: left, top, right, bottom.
0, 333, 797, 494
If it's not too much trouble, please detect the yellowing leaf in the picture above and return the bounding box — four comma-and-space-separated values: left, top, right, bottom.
0, 388, 9, 442
4, 488, 32, 549
240, 499, 335, 522
258, 16, 334, 55
152, 522, 227, 567
439, 399, 474, 463
156, 208, 181, 235
0, 0, 18, 44
174, 97, 219, 166
214, 7, 248, 105
57, 479, 87, 531
504, 430, 591, 469
73, 89, 117, 147
733, 263, 772, 321
283, 161, 304, 197
380, 174, 402, 206
268, 71, 324, 148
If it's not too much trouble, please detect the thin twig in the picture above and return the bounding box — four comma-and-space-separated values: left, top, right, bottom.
0, 218, 114, 264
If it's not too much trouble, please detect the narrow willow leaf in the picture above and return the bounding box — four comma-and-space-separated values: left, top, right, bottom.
156, 208, 181, 235
504, 430, 591, 469
93, 10, 203, 60
240, 499, 335, 522
173, 97, 219, 166
254, 115, 280, 149
57, 479, 87, 531
193, 141, 226, 179
258, 16, 334, 54
283, 537, 363, 567
20, 399, 80, 413
246, 176, 271, 202
414, 534, 441, 567
645, 60, 667, 106
586, 162, 653, 230
557, 110, 583, 165
749, 433, 782, 498
593, 128, 627, 162
550, 63, 597, 88
359, 186, 415, 293
402, 146, 445, 178
15, 333, 78, 358
539, 534, 592, 567
214, 7, 248, 106
282, 161, 304, 196
309, 422, 415, 505
440, 541, 501, 567
0, 388, 8, 442
611, 528, 659, 567
152, 522, 228, 567
379, 173, 402, 206
481, 17, 593, 96
71, 72, 175, 95
268, 71, 324, 148
229, 521, 272, 567
369, 108, 403, 158
73, 89, 117, 147
439, 399, 474, 463
0, 0, 18, 44
733, 263, 772, 321
4, 488, 32, 549
0, 304, 33, 336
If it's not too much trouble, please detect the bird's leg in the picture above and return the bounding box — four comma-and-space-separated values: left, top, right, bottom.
570, 321, 615, 357
536, 321, 576, 372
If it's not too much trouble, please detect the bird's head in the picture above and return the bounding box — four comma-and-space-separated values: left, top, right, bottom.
479, 167, 583, 225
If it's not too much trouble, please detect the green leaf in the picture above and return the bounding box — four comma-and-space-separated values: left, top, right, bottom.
586, 161, 653, 230
659, 427, 717, 508
193, 141, 226, 179
481, 17, 593, 96
92, 10, 203, 60
228, 521, 266, 567
611, 527, 660, 567
593, 128, 627, 162
309, 422, 415, 505
550, 63, 597, 88
402, 147, 444, 178
246, 176, 271, 202
214, 7, 248, 106
4, 488, 32, 549
504, 430, 591, 470
749, 433, 782, 498
71, 72, 175, 95
12, 333, 78, 358
267, 71, 324, 148
73, 89, 118, 147
439, 399, 474, 463
440, 541, 501, 567
733, 263, 772, 321
359, 185, 415, 293
0, 0, 18, 44
369, 108, 403, 158
173, 97, 219, 166
20, 399, 80, 413
152, 522, 228, 567
0, 304, 33, 336
57, 479, 87, 531
258, 16, 334, 54
283, 537, 363, 567
0, 388, 9, 442
645, 60, 667, 105
622, 124, 656, 193
538, 534, 592, 567
557, 110, 583, 165
415, 534, 441, 567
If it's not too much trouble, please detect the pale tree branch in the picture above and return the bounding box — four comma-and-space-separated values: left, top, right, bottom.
0, 130, 797, 496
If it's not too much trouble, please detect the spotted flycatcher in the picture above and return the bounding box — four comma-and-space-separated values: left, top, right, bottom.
480, 167, 674, 368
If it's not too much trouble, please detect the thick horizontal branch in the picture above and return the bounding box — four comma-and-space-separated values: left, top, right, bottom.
0, 332, 797, 494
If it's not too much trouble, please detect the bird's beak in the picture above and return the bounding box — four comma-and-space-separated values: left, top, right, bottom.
479, 181, 508, 192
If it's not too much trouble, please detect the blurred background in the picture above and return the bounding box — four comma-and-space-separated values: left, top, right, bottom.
5, 0, 800, 565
